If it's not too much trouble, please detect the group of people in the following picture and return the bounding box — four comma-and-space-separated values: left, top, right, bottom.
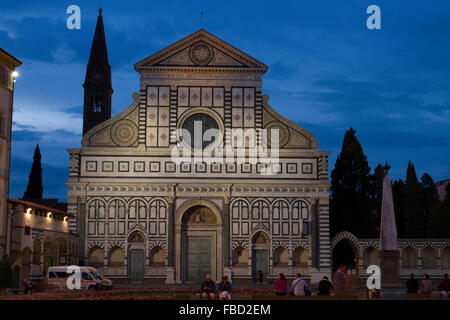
274, 273, 335, 296
407, 273, 450, 296
201, 267, 450, 299
21, 279, 33, 294
201, 275, 232, 300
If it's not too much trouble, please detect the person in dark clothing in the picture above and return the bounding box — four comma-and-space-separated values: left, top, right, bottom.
406, 273, 419, 293
257, 270, 263, 283
318, 276, 333, 295
218, 276, 232, 300
438, 274, 450, 297
22, 280, 32, 294
201, 274, 216, 300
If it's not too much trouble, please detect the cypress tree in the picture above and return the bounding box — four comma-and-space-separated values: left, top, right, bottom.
330, 128, 373, 237
392, 179, 406, 238
368, 164, 384, 237
421, 173, 441, 237
404, 162, 425, 237
438, 183, 450, 238
23, 144, 43, 200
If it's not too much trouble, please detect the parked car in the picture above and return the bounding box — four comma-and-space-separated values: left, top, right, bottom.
46, 266, 113, 291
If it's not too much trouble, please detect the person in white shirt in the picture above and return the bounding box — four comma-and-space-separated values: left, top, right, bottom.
291, 273, 307, 296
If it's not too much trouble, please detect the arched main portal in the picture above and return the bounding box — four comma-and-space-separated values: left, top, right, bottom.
128, 230, 145, 283
251, 232, 270, 282
176, 201, 223, 283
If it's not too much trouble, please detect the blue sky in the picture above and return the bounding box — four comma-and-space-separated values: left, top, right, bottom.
1, 0, 450, 201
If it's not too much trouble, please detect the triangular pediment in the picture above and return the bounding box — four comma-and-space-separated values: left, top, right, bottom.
134, 29, 267, 73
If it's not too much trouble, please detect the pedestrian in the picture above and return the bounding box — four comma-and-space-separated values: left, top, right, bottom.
318, 276, 333, 296
421, 274, 433, 295
438, 274, 450, 297
290, 273, 308, 296
22, 279, 31, 294
257, 270, 263, 283
218, 276, 232, 300
332, 264, 347, 296
406, 273, 419, 293
274, 273, 287, 296
201, 274, 216, 300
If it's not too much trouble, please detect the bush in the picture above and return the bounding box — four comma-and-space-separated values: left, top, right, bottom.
0, 254, 12, 289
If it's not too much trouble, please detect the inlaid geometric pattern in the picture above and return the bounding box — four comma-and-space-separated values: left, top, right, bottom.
146, 86, 171, 147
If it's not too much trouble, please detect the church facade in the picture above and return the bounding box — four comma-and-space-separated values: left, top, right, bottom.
67, 12, 331, 284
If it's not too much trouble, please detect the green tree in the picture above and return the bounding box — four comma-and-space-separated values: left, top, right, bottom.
404, 162, 426, 237
330, 128, 373, 237
392, 179, 406, 238
368, 164, 384, 236
421, 173, 441, 237
23, 144, 43, 200
438, 183, 450, 238
0, 255, 12, 289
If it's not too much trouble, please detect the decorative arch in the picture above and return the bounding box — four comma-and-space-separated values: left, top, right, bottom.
251, 230, 270, 245
230, 198, 251, 208
250, 199, 270, 221
231, 199, 250, 221
331, 231, 361, 258
292, 247, 309, 267
272, 241, 290, 254
273, 247, 289, 267
271, 199, 290, 221
293, 242, 311, 256
232, 246, 249, 266
421, 247, 437, 269
87, 241, 105, 252
175, 199, 223, 226
148, 241, 167, 253
128, 229, 146, 243
177, 107, 225, 150
149, 246, 166, 267
107, 198, 127, 220
401, 246, 418, 268
148, 199, 168, 223
291, 199, 310, 220
88, 246, 105, 267
87, 198, 107, 220
108, 247, 125, 267
232, 241, 250, 252
442, 247, 450, 269
107, 241, 125, 253
148, 197, 169, 207
128, 198, 147, 220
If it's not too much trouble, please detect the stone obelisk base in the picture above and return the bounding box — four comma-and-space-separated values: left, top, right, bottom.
379, 250, 401, 288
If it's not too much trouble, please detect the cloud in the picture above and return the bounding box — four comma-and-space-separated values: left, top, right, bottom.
266, 62, 297, 80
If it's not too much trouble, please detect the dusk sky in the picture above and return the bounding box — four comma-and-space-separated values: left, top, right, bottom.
1, 0, 450, 202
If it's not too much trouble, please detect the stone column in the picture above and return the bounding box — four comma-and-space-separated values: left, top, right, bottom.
223, 196, 232, 281
165, 196, 175, 284
78, 201, 87, 265
310, 198, 319, 269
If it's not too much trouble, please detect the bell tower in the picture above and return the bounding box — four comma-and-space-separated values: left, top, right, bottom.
83, 9, 113, 135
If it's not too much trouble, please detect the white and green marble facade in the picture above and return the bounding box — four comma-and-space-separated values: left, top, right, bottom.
67, 30, 331, 284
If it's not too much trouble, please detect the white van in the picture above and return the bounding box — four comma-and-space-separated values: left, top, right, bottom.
46, 266, 113, 291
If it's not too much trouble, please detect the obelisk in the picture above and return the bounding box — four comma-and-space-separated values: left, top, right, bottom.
379, 163, 401, 288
